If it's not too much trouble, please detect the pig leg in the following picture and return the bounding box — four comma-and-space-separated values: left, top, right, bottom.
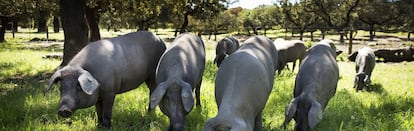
195, 80, 202, 107
97, 93, 115, 128
145, 77, 157, 111
254, 111, 263, 131
96, 100, 104, 127
292, 60, 297, 72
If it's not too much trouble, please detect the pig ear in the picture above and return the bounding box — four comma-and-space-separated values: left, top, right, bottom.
283, 98, 298, 128
44, 70, 62, 93
308, 100, 323, 128
363, 75, 370, 85
78, 70, 99, 95
149, 82, 168, 110
354, 76, 358, 83
181, 81, 194, 112
213, 56, 218, 64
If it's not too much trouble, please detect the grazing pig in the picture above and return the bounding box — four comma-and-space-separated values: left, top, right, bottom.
373, 46, 414, 62
274, 38, 288, 74
44, 31, 166, 128
214, 36, 240, 67
319, 39, 343, 57
149, 33, 205, 131
283, 39, 339, 131
204, 36, 278, 131
354, 47, 376, 91
273, 38, 306, 73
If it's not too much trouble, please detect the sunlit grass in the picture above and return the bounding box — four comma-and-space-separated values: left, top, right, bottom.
0, 29, 413, 130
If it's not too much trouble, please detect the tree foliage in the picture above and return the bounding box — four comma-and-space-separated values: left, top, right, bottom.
358, 0, 400, 40
280, 0, 319, 40
251, 5, 281, 36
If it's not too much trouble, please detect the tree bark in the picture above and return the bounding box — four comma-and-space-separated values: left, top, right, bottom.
174, 28, 179, 37
339, 30, 345, 45
299, 30, 304, 40
369, 24, 374, 41
37, 10, 48, 33
53, 16, 60, 33
60, 0, 89, 66
310, 31, 314, 41
246, 28, 251, 36
12, 21, 16, 38
179, 12, 190, 33
214, 31, 217, 41
321, 29, 325, 39
0, 16, 11, 43
12, 21, 18, 32
251, 25, 258, 35
348, 30, 354, 55
85, 6, 101, 42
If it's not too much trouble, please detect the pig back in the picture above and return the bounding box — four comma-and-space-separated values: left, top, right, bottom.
294, 44, 339, 109
156, 33, 206, 87
70, 31, 166, 93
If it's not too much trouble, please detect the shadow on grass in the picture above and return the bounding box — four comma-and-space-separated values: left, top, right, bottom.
0, 71, 55, 129
0, 70, 53, 85
366, 83, 384, 94
318, 89, 414, 130
110, 108, 169, 130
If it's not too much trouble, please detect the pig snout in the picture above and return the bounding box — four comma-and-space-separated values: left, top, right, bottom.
169, 123, 184, 131
58, 96, 76, 118
58, 105, 73, 117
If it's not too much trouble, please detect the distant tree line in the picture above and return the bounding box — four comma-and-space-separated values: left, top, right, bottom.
1, 0, 414, 64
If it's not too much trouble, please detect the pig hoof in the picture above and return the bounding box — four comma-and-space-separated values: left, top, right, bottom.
97, 123, 111, 129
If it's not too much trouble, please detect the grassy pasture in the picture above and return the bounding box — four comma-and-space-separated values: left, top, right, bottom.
0, 29, 413, 130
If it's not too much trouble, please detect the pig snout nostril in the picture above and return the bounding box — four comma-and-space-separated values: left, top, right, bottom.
58, 108, 73, 118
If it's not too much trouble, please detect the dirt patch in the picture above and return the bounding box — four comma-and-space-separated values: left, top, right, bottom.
21, 41, 63, 50
29, 37, 62, 42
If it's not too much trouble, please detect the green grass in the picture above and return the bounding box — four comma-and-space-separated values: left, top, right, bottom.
0, 29, 413, 130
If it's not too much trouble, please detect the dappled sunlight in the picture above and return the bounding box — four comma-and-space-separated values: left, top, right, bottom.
1, 29, 413, 130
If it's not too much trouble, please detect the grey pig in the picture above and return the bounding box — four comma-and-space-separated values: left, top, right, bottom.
354, 47, 376, 91
283, 39, 339, 131
45, 31, 166, 128
204, 36, 278, 131
149, 33, 206, 131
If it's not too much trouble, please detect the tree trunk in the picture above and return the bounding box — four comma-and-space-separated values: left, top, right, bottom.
0, 16, 11, 43
321, 29, 325, 39
251, 25, 258, 35
174, 28, 179, 37
12, 21, 18, 32
46, 27, 49, 40
348, 30, 354, 55
12, 21, 16, 38
85, 6, 101, 42
246, 28, 251, 36
369, 24, 374, 41
214, 31, 217, 41
408, 32, 411, 40
60, 0, 89, 66
299, 30, 304, 40
264, 28, 267, 36
310, 31, 314, 41
179, 13, 190, 33
37, 10, 48, 33
339, 30, 345, 45
53, 16, 60, 33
